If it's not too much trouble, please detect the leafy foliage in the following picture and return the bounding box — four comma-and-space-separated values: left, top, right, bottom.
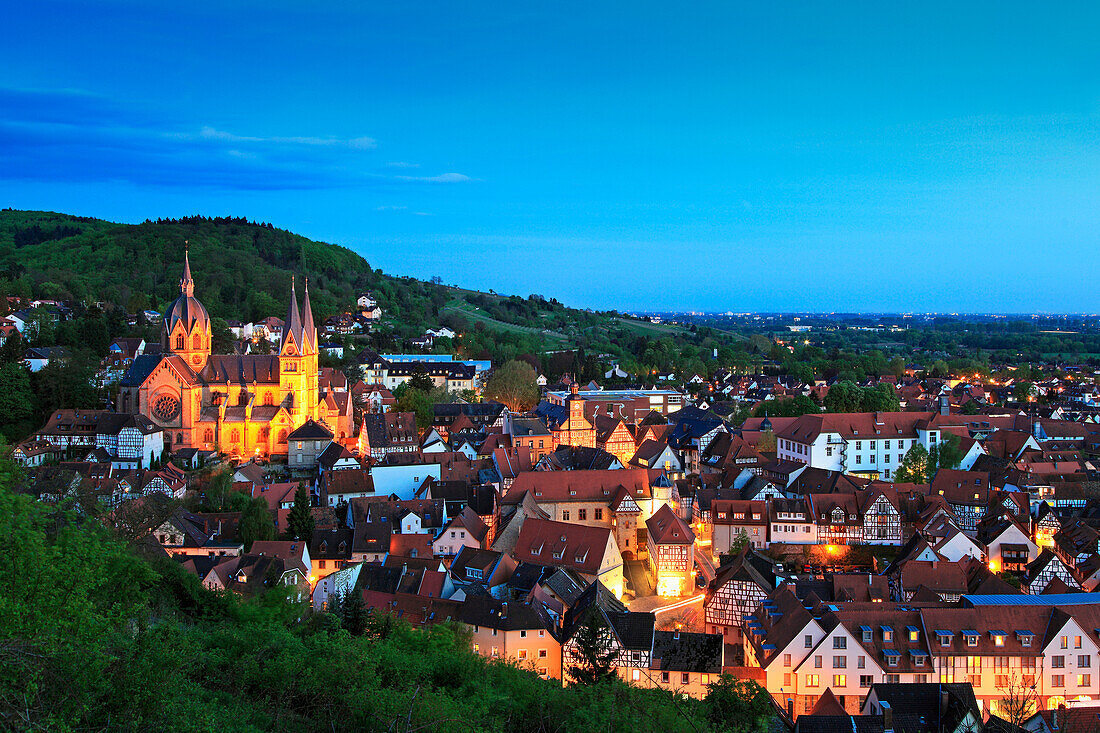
483, 359, 540, 412
0, 448, 772, 732
238, 495, 276, 550
287, 482, 315, 543
566, 612, 618, 686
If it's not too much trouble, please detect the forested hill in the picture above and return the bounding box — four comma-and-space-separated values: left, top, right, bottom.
0, 210, 741, 374
0, 210, 383, 324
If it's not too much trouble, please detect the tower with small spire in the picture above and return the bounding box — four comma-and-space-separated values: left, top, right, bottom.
163, 244, 211, 371
279, 277, 318, 422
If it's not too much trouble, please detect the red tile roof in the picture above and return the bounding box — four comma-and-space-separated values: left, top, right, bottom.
646, 503, 695, 545
512, 518, 616, 575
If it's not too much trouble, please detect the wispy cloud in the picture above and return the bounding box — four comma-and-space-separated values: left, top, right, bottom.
0, 87, 472, 191
395, 172, 472, 183
198, 126, 376, 149
386, 161, 420, 168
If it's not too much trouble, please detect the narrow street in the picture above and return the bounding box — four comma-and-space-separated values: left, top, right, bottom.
623, 558, 655, 600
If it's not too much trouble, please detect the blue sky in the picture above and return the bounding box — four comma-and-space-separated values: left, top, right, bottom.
2, 1, 1099, 313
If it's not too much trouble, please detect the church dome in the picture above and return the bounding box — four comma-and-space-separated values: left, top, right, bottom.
163, 247, 210, 337
164, 294, 210, 335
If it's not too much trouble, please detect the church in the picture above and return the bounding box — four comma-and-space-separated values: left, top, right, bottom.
118, 251, 353, 459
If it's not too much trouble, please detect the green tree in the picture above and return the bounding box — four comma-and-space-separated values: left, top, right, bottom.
484, 359, 539, 412
0, 363, 34, 440
287, 481, 314, 543
823, 380, 862, 412
341, 589, 368, 635
704, 675, 773, 733
894, 443, 930, 484
238, 496, 275, 550
395, 384, 435, 431
753, 396, 818, 418
728, 530, 750, 556
204, 468, 233, 511
1013, 381, 1035, 402
210, 317, 235, 354
931, 432, 965, 473
787, 362, 814, 385
567, 612, 618, 685
860, 383, 900, 412
408, 367, 434, 392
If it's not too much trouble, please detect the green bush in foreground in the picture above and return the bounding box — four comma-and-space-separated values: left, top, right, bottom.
0, 460, 771, 732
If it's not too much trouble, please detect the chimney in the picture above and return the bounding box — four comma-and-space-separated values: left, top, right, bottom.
501, 602, 508, 618
881, 702, 893, 733
1033, 420, 1042, 439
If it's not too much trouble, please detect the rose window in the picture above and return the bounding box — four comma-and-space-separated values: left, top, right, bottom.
152, 394, 181, 422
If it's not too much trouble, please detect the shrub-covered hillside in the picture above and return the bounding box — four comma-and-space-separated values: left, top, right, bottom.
0, 456, 771, 732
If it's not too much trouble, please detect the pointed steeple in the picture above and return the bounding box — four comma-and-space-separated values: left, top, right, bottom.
282, 276, 303, 352
301, 277, 317, 353
180, 241, 195, 297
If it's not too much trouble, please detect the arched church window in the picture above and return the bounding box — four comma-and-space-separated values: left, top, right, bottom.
176, 433, 184, 444
230, 429, 240, 443
277, 430, 287, 443
193, 334, 202, 349
175, 335, 184, 350
203, 428, 213, 444
263, 392, 274, 406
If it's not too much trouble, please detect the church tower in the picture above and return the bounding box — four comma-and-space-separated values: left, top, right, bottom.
163, 246, 211, 371
300, 278, 319, 415
279, 277, 317, 423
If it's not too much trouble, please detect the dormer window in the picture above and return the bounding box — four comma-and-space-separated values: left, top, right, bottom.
860, 626, 872, 643
937, 631, 953, 646
881, 627, 893, 643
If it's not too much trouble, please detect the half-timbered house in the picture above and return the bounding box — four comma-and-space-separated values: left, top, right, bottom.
704, 548, 777, 642
645, 503, 696, 597
859, 488, 902, 545
1023, 549, 1081, 594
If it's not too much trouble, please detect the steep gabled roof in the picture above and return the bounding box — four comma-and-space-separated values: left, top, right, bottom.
645, 503, 695, 546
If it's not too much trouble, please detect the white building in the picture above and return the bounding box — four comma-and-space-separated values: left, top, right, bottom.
775, 412, 942, 481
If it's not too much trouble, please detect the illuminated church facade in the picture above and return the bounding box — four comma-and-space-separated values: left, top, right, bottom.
119, 251, 353, 458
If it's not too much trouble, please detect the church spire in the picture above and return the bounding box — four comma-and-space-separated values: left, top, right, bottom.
301, 277, 317, 353
180, 241, 195, 297
282, 276, 303, 352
